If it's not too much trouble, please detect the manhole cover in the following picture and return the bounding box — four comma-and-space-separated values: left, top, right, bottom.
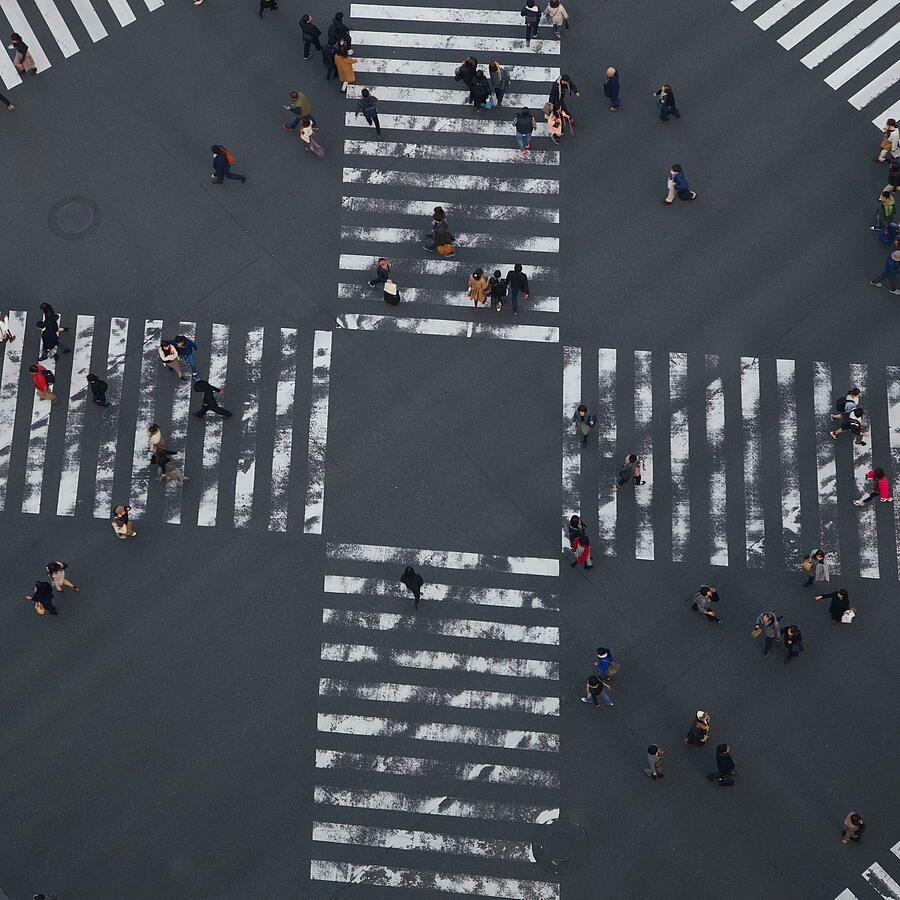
531, 818, 589, 875
49, 196, 100, 239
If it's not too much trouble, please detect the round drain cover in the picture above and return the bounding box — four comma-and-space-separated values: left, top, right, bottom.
49, 196, 100, 239
531, 819, 589, 875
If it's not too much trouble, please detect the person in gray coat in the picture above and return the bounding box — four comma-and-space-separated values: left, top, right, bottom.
753, 611, 782, 657
802, 548, 830, 587
644, 744, 664, 779
488, 61, 511, 106
692, 585, 722, 623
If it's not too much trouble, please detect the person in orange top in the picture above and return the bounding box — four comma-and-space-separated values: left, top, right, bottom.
29, 363, 56, 402
334, 48, 359, 93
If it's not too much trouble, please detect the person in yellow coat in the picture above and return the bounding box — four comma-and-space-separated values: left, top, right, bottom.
334, 48, 359, 93
467, 268, 489, 308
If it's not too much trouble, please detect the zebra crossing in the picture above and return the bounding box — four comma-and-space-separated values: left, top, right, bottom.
0, 312, 333, 532
835, 839, 900, 899
729, 0, 900, 126
337, 1, 562, 343
0, 0, 165, 90
563, 347, 900, 579
309, 541, 561, 899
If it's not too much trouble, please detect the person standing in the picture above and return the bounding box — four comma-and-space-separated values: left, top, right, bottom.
369, 258, 391, 288
664, 164, 697, 204
853, 466, 893, 505
549, 74, 579, 121
707, 744, 736, 786
692, 585, 723, 623
616, 453, 645, 489
543, 0, 569, 38
259, 0, 278, 17
514, 107, 535, 153
283, 91, 317, 130
644, 745, 664, 779
334, 47, 358, 93
8, 33, 37, 75
29, 364, 56, 402
830, 407, 867, 444
210, 146, 246, 184
488, 61, 510, 107
46, 561, 78, 593
752, 611, 782, 657
355, 88, 382, 137
603, 67, 621, 110
572, 403, 594, 445
683, 710, 711, 746
842, 812, 865, 843
869, 248, 900, 293
400, 566, 425, 610
328, 12, 352, 48
86, 373, 111, 407
468, 268, 489, 308
817, 588, 851, 624
112, 504, 136, 538
300, 15, 322, 59
784, 625, 803, 663
470, 70, 492, 113
159, 339, 185, 379
27, 581, 58, 616
801, 548, 829, 587
505, 264, 529, 315
521, 0, 541, 45
581, 674, 613, 706
193, 379, 233, 418
489, 270, 507, 310
653, 83, 680, 120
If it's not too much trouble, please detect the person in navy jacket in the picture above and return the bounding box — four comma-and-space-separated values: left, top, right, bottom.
210, 145, 246, 185
664, 164, 697, 204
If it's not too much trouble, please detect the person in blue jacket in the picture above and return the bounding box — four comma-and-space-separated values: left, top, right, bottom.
869, 248, 900, 293
664, 164, 697, 204
161, 334, 200, 379
210, 145, 246, 185
521, 0, 541, 45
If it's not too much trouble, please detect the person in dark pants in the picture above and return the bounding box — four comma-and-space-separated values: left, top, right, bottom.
802, 548, 829, 586
322, 43, 338, 81
36, 320, 62, 360
505, 264, 529, 315
193, 380, 233, 418
520, 0, 540, 45
283, 91, 317, 130
817, 588, 851, 624
0, 91, 13, 110
400, 566, 425, 610
753, 611, 782, 656
300, 14, 322, 58
368, 258, 390, 287
355, 88, 382, 137
581, 674, 613, 706
603, 67, 621, 110
549, 74, 579, 121
489, 61, 510, 106
327, 12, 351, 48
210, 146, 246, 184
86, 373, 111, 407
784, 625, 803, 663
171, 335, 199, 378
470, 70, 492, 112
869, 248, 900, 293
692, 585, 723, 623
664, 164, 697, 203
842, 812, 865, 843
259, 0, 279, 17
26, 581, 58, 616
454, 56, 478, 97
653, 83, 680, 120
707, 743, 736, 785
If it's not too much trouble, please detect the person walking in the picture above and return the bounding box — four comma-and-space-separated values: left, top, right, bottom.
875, 190, 896, 231
752, 611, 782, 657
167, 335, 199, 378
869, 248, 900, 293
470, 70, 492, 113
259, 0, 278, 17
0, 311, 15, 343
830, 407, 867, 444
112, 504, 136, 538
581, 674, 613, 706
603, 67, 621, 110
488, 270, 507, 310
853, 466, 893, 506
300, 15, 322, 59
148, 424, 165, 453
8, 33, 37, 75
423, 208, 455, 256
382, 279, 401, 305
664, 164, 697, 204
400, 565, 425, 610
683, 710, 711, 746
299, 117, 325, 156
46, 561, 78, 593
334, 47, 358, 93
692, 585, 723, 623
707, 744, 736, 786
876, 118, 898, 162
505, 264, 529, 315
159, 339, 185, 379
328, 11, 352, 48
355, 88, 382, 137
644, 745, 664, 779
27, 580, 58, 616
784, 625, 803, 663
322, 42, 339, 82
543, 0, 569, 37
616, 453, 645, 490
468, 268, 489, 308
36, 320, 63, 361
572, 403, 595, 445
549, 74, 579, 121
193, 379, 233, 418
29, 364, 56, 402
154, 448, 190, 485
567, 513, 586, 546
455, 56, 478, 97
571, 532, 592, 569
594, 646, 619, 679
369, 258, 391, 288
86, 373, 111, 407
842, 812, 865, 843
521, 0, 541, 45
210, 145, 246, 184
283, 91, 317, 131
832, 387, 861, 420
817, 588, 852, 624
653, 83, 680, 120
885, 160, 900, 194
546, 104, 563, 144
514, 107, 535, 153
801, 548, 829, 587
488, 61, 510, 107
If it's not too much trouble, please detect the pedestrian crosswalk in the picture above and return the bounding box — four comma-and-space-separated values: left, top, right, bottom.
563, 347, 900, 580
0, 312, 332, 532
834, 838, 900, 899
0, 0, 166, 90
309, 541, 561, 899
337, 1, 562, 342
729, 0, 900, 126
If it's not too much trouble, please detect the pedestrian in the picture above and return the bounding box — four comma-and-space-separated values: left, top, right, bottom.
328, 11, 351, 48
299, 116, 326, 156
876, 118, 898, 162
86, 373, 111, 407
692, 584, 723, 623
505, 264, 529, 315
488, 270, 507, 310
46, 561, 78, 593
603, 67, 621, 110
488, 61, 510, 107
644, 745, 664, 779
27, 580, 58, 616
752, 611, 782, 657
32, 894, 59, 900
259, 0, 278, 17
707, 744, 736, 786
615, 453, 645, 490
683, 710, 711, 746
368, 257, 391, 288
549, 74, 579, 121
28, 363, 57, 402
148, 424, 165, 453
210, 145, 246, 184
521, 0, 541, 45
594, 646, 619, 678
854, 466, 893, 506
875, 190, 896, 229
8, 33, 37, 75
664, 164, 697, 204
469, 70, 492, 113
300, 14, 322, 59
36, 302, 69, 359
112, 504, 136, 538
842, 812, 865, 843
514, 107, 535, 153
334, 47, 358, 93
0, 91, 13, 110
830, 407, 866, 445
868, 248, 900, 293
581, 674, 614, 706
885, 160, 900, 194
355, 88, 382, 137
784, 625, 803, 663
831, 387, 861, 420
193, 379, 233, 418
653, 83, 680, 120
546, 104, 563, 144
0, 311, 15, 343
322, 42, 338, 81
454, 56, 478, 96
817, 588, 852, 624
423, 207, 455, 256
468, 267, 489, 308
543, 0, 569, 38
400, 565, 425, 610
567, 513, 586, 547
383, 279, 401, 305
801, 548, 829, 587
571, 532, 592, 569
282, 91, 317, 131
154, 448, 190, 485
572, 403, 595, 445
159, 339, 185, 379
168, 334, 199, 379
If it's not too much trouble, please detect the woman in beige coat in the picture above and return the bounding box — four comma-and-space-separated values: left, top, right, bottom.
8, 33, 37, 75
334, 49, 359, 93
468, 268, 489, 308
543, 0, 569, 38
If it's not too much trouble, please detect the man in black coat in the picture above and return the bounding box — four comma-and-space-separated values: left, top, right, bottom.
300, 14, 322, 59
193, 380, 233, 418
327, 12, 351, 48
86, 373, 110, 407
707, 744, 736, 786
549, 74, 580, 122
505, 264, 529, 315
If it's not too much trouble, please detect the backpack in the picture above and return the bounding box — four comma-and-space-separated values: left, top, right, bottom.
222, 148, 235, 164
43, 368, 55, 385
834, 396, 851, 413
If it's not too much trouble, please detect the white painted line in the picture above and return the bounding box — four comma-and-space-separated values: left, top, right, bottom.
892, 837, 900, 858
324, 573, 559, 608
341, 195, 559, 223
886, 367, 900, 581
315, 747, 560, 787
862, 862, 900, 899
34, 0, 79, 57
344, 166, 558, 194
353, 57, 559, 81
0, 35, 22, 89
336, 313, 559, 343
825, 20, 900, 86
22, 358, 54, 515
197, 324, 228, 528
328, 541, 559, 575
317, 712, 560, 751
269, 328, 297, 532
345, 139, 559, 166
143, 0, 163, 9
340, 253, 557, 279
56, 315, 94, 516
93, 317, 129, 518
351, 4, 524, 26
312, 821, 534, 860
127, 320, 162, 517
234, 327, 263, 528
814, 361, 841, 572
754, 0, 807, 30
0, 0, 51, 70
833, 890, 860, 900
778, 0, 853, 50
802, 0, 900, 69
338, 282, 560, 313
850, 58, 900, 108
320, 642, 558, 679
345, 110, 550, 137
313, 786, 556, 822
340, 225, 559, 253
732, 0, 761, 10
561, 346, 581, 550
303, 330, 332, 534
776, 359, 802, 564
318, 677, 560, 715
634, 350, 654, 561
851, 363, 879, 578
69, 0, 107, 41
592, 349, 617, 558
670, 352, 689, 562
0, 311, 26, 510
873, 97, 900, 127
352, 29, 560, 54
706, 356, 728, 566
162, 322, 193, 525
310, 860, 559, 900
741, 357, 765, 567
347, 83, 549, 110
322, 607, 559, 644
104, 0, 137, 26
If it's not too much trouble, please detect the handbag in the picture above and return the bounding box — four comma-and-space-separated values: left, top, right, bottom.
309, 139, 325, 158
34, 601, 46, 615
605, 660, 620, 677
751, 624, 762, 637
881, 137, 893, 150
841, 608, 856, 623
801, 557, 814, 571
484, 95, 495, 110
436, 244, 456, 256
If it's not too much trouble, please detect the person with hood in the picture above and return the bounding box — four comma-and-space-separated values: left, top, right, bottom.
468, 268, 489, 308
801, 548, 830, 587
692, 585, 722, 623
470, 70, 492, 112
784, 625, 803, 663
334, 47, 359, 93
653, 83, 679, 120
488, 61, 510, 106
816, 588, 851, 624
543, 0, 569, 38
549, 74, 580, 121
521, 0, 541, 45
869, 248, 900, 293
707, 744, 736, 785
664, 164, 696, 203
454, 57, 478, 96
423, 207, 455, 255
300, 14, 322, 59
400, 566, 425, 610
514, 107, 535, 152
853, 466, 893, 506
752, 611, 782, 657
683, 710, 711, 746
616, 453, 645, 489
327, 11, 351, 48
210, 146, 246, 185
603, 67, 621, 110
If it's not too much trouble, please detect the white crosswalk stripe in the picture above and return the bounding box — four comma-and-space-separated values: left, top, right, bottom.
344, 111, 550, 136
345, 139, 559, 165
340, 196, 559, 223
348, 83, 550, 109
343, 167, 558, 194
350, 30, 559, 53
338, 281, 561, 312
341, 224, 559, 252
351, 4, 526, 26
354, 57, 559, 81
94, 317, 130, 518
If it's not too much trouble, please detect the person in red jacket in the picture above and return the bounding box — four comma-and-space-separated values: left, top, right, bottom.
853, 467, 893, 506
28, 363, 56, 402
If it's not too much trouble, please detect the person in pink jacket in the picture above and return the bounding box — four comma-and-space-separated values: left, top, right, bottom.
853, 467, 893, 506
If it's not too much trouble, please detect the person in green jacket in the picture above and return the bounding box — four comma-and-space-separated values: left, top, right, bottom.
876, 189, 895, 226
283, 91, 317, 130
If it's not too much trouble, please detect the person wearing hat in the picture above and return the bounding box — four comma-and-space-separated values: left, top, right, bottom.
869, 248, 900, 293
683, 710, 711, 745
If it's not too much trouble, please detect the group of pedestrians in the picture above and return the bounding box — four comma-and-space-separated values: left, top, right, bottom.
24, 561, 78, 617
869, 117, 900, 291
